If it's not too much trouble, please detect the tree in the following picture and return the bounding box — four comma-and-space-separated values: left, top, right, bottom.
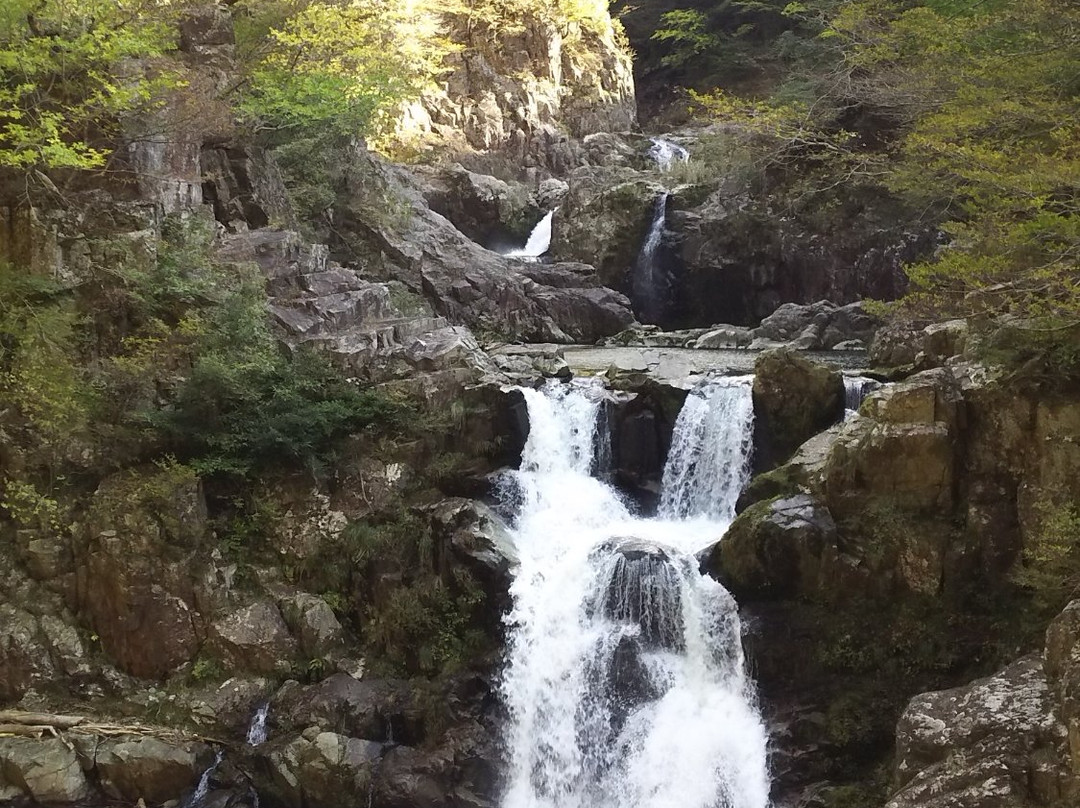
691, 0, 1080, 336
235, 0, 454, 140
0, 0, 190, 172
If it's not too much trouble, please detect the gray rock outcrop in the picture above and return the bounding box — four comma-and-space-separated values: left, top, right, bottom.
752, 348, 845, 469
335, 146, 636, 344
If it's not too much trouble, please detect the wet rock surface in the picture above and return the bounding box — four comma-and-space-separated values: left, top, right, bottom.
334, 146, 636, 344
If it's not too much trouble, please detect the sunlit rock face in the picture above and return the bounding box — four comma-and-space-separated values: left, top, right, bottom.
388, 5, 636, 176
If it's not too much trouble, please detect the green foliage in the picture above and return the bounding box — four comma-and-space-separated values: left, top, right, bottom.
839, 0, 1080, 327
215, 492, 281, 562
450, 0, 613, 36
0, 479, 60, 531
652, 10, 721, 68
366, 568, 487, 676
189, 654, 225, 683
155, 340, 398, 478
236, 0, 453, 140
1012, 492, 1080, 612
95, 215, 403, 478
0, 0, 188, 171
643, 1, 813, 84
341, 509, 433, 573
0, 263, 89, 446
688, 0, 1080, 371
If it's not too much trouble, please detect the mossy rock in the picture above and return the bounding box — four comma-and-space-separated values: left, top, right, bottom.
752, 348, 844, 471
736, 464, 807, 512
704, 494, 837, 600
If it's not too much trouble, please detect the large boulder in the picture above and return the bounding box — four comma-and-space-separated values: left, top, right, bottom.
824, 368, 962, 520
76, 465, 208, 678
372, 721, 497, 808
0, 603, 57, 702
1045, 600, 1080, 776
750, 300, 881, 351
887, 656, 1071, 808
428, 499, 518, 610
752, 348, 845, 469
413, 164, 530, 247
0, 737, 90, 804
870, 319, 969, 369
260, 731, 382, 808
91, 737, 211, 805
272, 674, 426, 746
208, 601, 298, 674
706, 495, 839, 600
259, 673, 500, 808
278, 594, 345, 659
736, 424, 842, 512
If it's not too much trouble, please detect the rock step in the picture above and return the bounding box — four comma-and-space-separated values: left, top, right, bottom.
303, 323, 492, 381
269, 287, 404, 338
217, 230, 328, 281
267, 267, 373, 297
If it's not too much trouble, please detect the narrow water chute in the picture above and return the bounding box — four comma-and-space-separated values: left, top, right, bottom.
631, 192, 671, 325
506, 209, 556, 259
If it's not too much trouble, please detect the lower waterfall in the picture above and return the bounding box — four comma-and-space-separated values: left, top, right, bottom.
658, 377, 755, 523
499, 378, 770, 808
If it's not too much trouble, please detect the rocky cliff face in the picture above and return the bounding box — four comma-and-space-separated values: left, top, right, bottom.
391, 8, 636, 178
2, 4, 1077, 808
548, 128, 936, 328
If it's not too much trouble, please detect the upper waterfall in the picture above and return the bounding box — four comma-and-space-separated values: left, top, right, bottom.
499, 378, 769, 808
843, 375, 879, 418
648, 137, 690, 171
505, 209, 556, 259
631, 192, 671, 325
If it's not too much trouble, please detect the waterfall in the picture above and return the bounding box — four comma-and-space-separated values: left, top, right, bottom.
181, 749, 223, 808
506, 210, 556, 259
658, 377, 755, 523
499, 378, 769, 808
648, 138, 690, 171
631, 192, 670, 325
843, 376, 879, 419
246, 702, 270, 746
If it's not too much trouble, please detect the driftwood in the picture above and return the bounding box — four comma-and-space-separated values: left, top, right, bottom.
0, 710, 225, 745
0, 723, 58, 737
0, 711, 84, 729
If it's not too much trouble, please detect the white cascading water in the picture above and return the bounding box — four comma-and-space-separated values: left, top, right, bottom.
499, 377, 769, 808
182, 749, 224, 808
658, 376, 756, 523
843, 376, 879, 419
631, 192, 670, 324
506, 209, 556, 259
246, 702, 270, 746
648, 137, 690, 171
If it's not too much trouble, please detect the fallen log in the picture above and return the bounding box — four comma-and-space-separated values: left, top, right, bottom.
0, 710, 226, 745
0, 711, 85, 729
0, 723, 57, 737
